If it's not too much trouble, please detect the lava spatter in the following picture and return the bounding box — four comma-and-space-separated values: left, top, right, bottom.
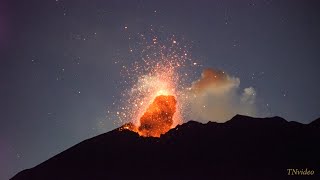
138, 95, 177, 137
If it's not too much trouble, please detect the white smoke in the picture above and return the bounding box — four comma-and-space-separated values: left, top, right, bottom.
186, 68, 256, 123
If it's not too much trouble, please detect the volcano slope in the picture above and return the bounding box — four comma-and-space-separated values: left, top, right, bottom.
11, 115, 320, 180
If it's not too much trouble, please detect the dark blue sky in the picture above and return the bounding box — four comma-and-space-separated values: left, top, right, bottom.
1, 0, 320, 179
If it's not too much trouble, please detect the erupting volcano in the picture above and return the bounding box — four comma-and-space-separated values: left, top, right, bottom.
138, 95, 177, 137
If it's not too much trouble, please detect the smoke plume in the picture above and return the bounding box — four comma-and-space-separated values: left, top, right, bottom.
186, 68, 256, 123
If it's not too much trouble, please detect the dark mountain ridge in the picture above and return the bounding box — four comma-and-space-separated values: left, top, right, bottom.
11, 115, 320, 180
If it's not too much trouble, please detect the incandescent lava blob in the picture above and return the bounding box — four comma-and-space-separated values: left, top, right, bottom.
138, 95, 177, 137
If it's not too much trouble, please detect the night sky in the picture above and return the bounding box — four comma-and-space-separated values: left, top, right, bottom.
1, 0, 320, 179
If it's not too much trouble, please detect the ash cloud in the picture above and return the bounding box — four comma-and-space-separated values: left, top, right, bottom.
186, 68, 256, 123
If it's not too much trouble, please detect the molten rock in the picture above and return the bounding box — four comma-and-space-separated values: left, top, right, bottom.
138, 95, 177, 137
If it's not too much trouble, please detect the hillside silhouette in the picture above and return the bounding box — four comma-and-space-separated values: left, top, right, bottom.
11, 115, 320, 180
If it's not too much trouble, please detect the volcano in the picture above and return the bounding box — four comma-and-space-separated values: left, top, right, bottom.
11, 115, 320, 180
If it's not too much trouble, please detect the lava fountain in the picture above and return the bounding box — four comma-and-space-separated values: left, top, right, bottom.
139, 95, 177, 137
121, 64, 183, 137
114, 33, 199, 137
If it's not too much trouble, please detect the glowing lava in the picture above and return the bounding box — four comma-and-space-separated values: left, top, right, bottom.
112, 32, 200, 137
138, 95, 177, 137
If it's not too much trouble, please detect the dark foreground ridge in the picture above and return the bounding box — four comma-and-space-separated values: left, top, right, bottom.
12, 115, 320, 180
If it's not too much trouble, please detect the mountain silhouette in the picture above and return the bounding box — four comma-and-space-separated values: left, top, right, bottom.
11, 115, 320, 180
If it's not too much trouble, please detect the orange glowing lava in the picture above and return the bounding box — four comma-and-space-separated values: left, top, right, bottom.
138, 95, 177, 137
119, 64, 184, 137
112, 33, 199, 137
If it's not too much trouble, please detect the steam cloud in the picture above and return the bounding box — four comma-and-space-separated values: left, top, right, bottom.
186, 68, 256, 123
